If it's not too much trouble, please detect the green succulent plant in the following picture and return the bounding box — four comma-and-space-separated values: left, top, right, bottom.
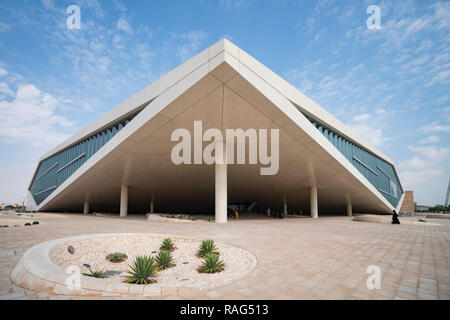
198, 253, 225, 273
106, 252, 128, 263
160, 238, 175, 251
32, 221, 39, 225
83, 268, 107, 278
155, 250, 175, 270
124, 255, 158, 285
197, 239, 219, 258
24, 223, 31, 226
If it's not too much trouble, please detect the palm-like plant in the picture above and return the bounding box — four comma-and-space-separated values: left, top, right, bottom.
155, 250, 175, 270
106, 252, 127, 263
198, 253, 224, 273
197, 239, 219, 258
124, 255, 158, 284
160, 238, 175, 251
83, 268, 107, 278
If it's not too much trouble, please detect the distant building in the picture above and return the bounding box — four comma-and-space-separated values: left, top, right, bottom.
0, 203, 5, 210
415, 204, 432, 212
400, 191, 414, 213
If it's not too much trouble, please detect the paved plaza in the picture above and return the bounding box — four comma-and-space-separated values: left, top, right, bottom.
0, 213, 449, 300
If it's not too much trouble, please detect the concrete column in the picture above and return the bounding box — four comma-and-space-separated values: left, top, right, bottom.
283, 195, 288, 216
310, 186, 318, 219
267, 208, 271, 217
347, 202, 352, 217
83, 202, 89, 215
215, 162, 227, 223
215, 141, 227, 224
150, 193, 154, 214
120, 184, 128, 217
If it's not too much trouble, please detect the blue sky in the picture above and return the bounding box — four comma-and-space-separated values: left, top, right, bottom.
0, 0, 449, 206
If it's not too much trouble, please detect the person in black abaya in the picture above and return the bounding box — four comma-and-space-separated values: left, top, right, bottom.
392, 210, 400, 224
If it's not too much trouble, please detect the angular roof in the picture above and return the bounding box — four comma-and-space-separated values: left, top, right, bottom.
28, 39, 404, 213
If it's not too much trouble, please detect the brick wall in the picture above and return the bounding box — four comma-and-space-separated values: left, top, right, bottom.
400, 191, 415, 213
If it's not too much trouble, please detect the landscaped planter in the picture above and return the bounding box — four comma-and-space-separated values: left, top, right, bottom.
10, 233, 257, 297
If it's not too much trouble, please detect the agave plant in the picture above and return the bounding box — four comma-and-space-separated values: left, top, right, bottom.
83, 268, 107, 278
160, 238, 175, 251
155, 250, 175, 270
106, 252, 128, 263
198, 253, 224, 273
124, 255, 158, 285
197, 239, 219, 258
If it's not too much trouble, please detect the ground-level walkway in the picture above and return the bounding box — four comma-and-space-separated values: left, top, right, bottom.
0, 212, 449, 300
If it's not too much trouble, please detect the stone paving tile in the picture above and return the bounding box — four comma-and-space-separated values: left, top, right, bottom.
0, 213, 449, 300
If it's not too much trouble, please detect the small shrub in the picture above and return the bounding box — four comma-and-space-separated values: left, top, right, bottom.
124, 255, 158, 285
2, 225, 8, 228
106, 252, 127, 263
160, 238, 175, 251
197, 239, 219, 258
155, 250, 175, 270
32, 221, 39, 225
83, 268, 107, 278
198, 253, 224, 273
24, 223, 31, 226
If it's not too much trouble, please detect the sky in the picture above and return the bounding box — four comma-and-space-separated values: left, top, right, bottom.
0, 0, 449, 206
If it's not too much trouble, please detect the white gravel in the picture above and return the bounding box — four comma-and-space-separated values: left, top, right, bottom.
50, 234, 257, 289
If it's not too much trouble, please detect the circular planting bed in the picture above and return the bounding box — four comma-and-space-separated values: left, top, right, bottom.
11, 233, 257, 297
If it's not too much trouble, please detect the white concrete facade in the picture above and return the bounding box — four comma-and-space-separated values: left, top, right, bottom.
26, 39, 404, 219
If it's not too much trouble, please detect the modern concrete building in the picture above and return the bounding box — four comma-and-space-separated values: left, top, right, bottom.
25, 39, 404, 222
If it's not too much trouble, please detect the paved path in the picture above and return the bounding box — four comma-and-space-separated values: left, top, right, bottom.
0, 213, 449, 300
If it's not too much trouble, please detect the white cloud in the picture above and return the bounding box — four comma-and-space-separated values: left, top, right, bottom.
175, 30, 208, 62
220, 0, 252, 11
400, 156, 427, 169
408, 145, 450, 159
399, 144, 450, 205
117, 17, 133, 34
114, 0, 127, 12
419, 135, 439, 144
0, 21, 10, 32
0, 67, 7, 76
400, 168, 443, 205
353, 113, 370, 122
0, 83, 72, 148
421, 121, 450, 132
0, 82, 13, 96
350, 123, 390, 147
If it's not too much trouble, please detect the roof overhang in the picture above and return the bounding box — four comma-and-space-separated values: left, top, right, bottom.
31, 39, 402, 214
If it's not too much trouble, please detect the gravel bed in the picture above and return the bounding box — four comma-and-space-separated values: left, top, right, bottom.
50, 234, 257, 288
